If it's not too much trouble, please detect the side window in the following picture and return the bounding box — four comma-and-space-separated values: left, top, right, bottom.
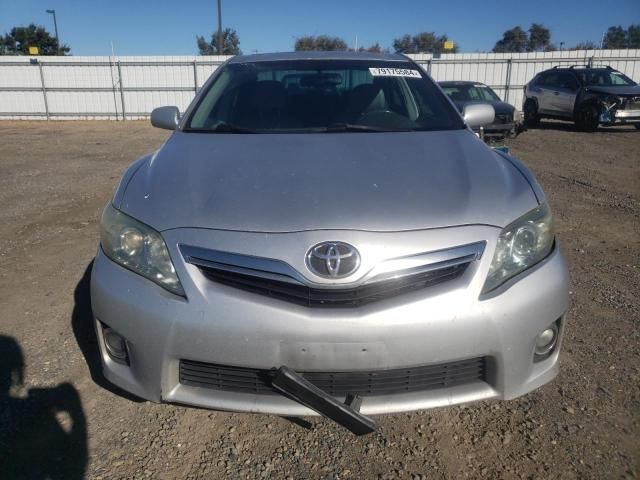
467, 88, 481, 100
257, 70, 275, 81
535, 73, 549, 86
190, 68, 232, 128
382, 79, 410, 118
478, 87, 497, 101
558, 73, 578, 90
610, 72, 628, 85
350, 70, 373, 88
541, 73, 560, 88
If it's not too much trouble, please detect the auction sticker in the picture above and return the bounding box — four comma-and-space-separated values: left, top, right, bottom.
369, 67, 422, 78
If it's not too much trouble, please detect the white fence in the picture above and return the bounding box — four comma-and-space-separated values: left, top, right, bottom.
1, 50, 639, 120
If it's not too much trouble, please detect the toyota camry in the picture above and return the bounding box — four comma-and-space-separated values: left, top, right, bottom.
91, 51, 569, 433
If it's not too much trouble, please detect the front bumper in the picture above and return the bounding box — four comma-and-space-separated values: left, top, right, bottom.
473, 122, 522, 138
614, 109, 640, 123
600, 108, 640, 125
483, 122, 516, 135
91, 225, 569, 416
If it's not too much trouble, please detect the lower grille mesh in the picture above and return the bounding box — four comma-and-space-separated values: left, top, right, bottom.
179, 357, 487, 397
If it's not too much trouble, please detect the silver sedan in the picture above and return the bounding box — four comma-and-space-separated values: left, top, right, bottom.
91, 51, 569, 426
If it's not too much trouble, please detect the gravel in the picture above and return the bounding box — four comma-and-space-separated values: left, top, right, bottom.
0, 120, 638, 479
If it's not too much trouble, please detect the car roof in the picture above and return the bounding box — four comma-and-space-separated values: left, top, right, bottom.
227, 51, 411, 64
438, 81, 487, 86
541, 67, 615, 74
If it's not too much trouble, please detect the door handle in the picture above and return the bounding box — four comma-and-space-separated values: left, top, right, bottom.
553, 91, 560, 95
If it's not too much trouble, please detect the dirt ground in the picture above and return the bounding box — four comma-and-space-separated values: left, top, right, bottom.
0, 120, 638, 480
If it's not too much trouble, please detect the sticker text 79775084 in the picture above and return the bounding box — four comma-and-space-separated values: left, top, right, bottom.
369, 67, 422, 78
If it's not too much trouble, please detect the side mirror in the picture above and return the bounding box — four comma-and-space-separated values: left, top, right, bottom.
151, 106, 180, 130
462, 104, 495, 129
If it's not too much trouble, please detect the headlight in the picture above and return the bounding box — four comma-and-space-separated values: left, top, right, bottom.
514, 109, 523, 123
482, 204, 554, 294
100, 204, 185, 296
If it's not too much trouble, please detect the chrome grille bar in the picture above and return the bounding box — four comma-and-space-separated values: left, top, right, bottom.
180, 242, 485, 307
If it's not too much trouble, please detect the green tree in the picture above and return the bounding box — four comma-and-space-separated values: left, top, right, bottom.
0, 24, 70, 55
492, 26, 529, 53
196, 28, 241, 55
571, 41, 598, 50
392, 32, 458, 54
627, 24, 640, 48
528, 23, 552, 51
294, 35, 347, 51
412, 32, 439, 52
351, 42, 386, 53
603, 26, 627, 49
392, 35, 412, 53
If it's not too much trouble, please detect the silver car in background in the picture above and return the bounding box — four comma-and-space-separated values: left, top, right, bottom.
91, 52, 569, 425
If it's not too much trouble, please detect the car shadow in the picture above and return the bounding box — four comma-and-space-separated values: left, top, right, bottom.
0, 335, 88, 479
71, 261, 143, 402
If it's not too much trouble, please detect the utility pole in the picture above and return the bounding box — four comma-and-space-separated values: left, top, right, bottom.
559, 42, 565, 51
45, 9, 60, 54
217, 0, 223, 55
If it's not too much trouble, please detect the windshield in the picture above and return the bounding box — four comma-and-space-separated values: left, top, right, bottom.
186, 60, 464, 133
441, 84, 501, 102
575, 69, 636, 87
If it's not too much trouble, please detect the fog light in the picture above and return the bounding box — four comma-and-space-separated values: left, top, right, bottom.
534, 323, 558, 358
103, 327, 129, 364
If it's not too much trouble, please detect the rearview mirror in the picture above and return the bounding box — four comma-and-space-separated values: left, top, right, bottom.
462, 104, 495, 129
151, 106, 180, 130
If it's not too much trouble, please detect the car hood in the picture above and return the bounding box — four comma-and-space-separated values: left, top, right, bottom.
452, 100, 514, 116
584, 85, 640, 96
119, 129, 537, 233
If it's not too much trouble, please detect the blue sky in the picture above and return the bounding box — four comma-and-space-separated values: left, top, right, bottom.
2, 0, 639, 55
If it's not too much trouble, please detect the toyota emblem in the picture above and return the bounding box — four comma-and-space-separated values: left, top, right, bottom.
306, 242, 361, 279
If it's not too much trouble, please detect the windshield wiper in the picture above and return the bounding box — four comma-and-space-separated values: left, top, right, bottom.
324, 123, 396, 133
210, 123, 256, 134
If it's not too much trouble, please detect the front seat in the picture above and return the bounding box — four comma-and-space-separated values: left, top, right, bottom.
343, 84, 386, 122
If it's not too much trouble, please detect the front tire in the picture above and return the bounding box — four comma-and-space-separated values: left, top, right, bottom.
523, 100, 540, 128
575, 103, 600, 132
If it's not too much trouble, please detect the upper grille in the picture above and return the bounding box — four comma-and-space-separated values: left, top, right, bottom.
197, 261, 468, 307
180, 242, 483, 308
179, 357, 487, 397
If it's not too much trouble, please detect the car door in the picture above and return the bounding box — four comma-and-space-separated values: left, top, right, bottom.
533, 72, 557, 113
550, 72, 579, 117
